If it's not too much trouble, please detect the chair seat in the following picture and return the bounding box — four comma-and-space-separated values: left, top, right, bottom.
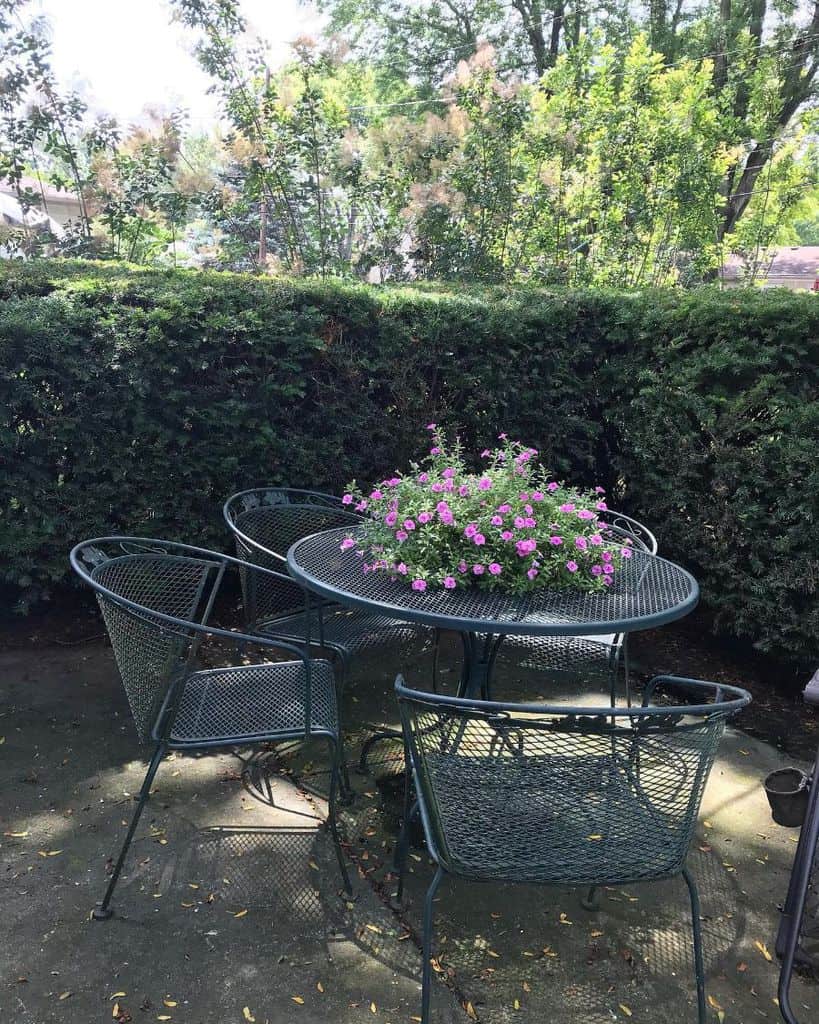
498, 632, 618, 676
426, 744, 688, 886
258, 606, 428, 658
168, 660, 338, 746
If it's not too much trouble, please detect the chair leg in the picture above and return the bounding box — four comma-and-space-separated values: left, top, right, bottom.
420, 867, 446, 1024
581, 885, 601, 911
431, 628, 441, 693
329, 652, 353, 801
682, 866, 707, 1024
92, 742, 166, 920
326, 737, 353, 897
395, 795, 419, 904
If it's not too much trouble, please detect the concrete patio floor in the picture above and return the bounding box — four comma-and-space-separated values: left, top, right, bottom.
1, 631, 817, 1024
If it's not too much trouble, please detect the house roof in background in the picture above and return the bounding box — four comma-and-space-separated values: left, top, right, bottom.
722, 245, 819, 280
0, 176, 82, 205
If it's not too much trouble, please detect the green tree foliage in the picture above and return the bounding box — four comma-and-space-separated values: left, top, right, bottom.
0, 0, 198, 262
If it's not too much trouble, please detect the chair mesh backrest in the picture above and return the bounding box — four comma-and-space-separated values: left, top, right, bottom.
225, 489, 360, 626
604, 510, 658, 555
92, 554, 214, 742
399, 695, 727, 886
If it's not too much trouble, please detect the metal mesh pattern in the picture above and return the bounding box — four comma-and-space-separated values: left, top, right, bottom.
258, 606, 428, 658
399, 697, 728, 886
92, 554, 212, 741
289, 528, 698, 636
495, 632, 616, 678
170, 660, 337, 744
226, 489, 430, 656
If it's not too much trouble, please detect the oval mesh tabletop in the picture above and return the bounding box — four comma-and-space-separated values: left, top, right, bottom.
287, 527, 699, 636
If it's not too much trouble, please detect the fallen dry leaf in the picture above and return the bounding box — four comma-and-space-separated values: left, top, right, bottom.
242, 1008, 255, 1022
708, 995, 723, 1010
465, 1002, 478, 1020
559, 912, 572, 925
619, 1005, 633, 1017
291, 996, 304, 1005
755, 940, 773, 962
522, 981, 531, 993
163, 1000, 177, 1008
232, 909, 248, 919
370, 1001, 377, 1013
316, 982, 324, 993
587, 834, 603, 841
3, 831, 29, 838
112, 1004, 120, 1018
514, 998, 521, 1009
111, 992, 126, 999
58, 992, 72, 1000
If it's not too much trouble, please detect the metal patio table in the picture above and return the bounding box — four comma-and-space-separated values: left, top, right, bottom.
287, 526, 700, 699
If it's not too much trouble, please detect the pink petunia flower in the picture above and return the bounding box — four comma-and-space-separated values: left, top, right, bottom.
412, 579, 427, 591
531, 491, 544, 501
595, 486, 606, 494
384, 512, 397, 527
621, 547, 632, 559
575, 536, 588, 550
404, 519, 416, 531
442, 467, 455, 479
596, 501, 608, 511
472, 564, 485, 575
491, 515, 504, 526
566, 561, 579, 573
480, 449, 491, 458
577, 509, 595, 520
478, 477, 493, 491
498, 504, 512, 514
395, 530, 408, 542
589, 534, 603, 546
340, 538, 355, 551
501, 530, 514, 541
342, 494, 353, 505
559, 503, 576, 513
355, 500, 368, 512
443, 576, 456, 589
418, 473, 429, 483
514, 516, 526, 529
370, 489, 383, 500
591, 564, 603, 576
417, 511, 431, 524
473, 534, 486, 546
397, 563, 408, 575
488, 563, 502, 575
547, 482, 559, 493
549, 535, 563, 546
426, 423, 436, 431
458, 484, 471, 497
431, 482, 444, 493
603, 564, 614, 574
430, 446, 441, 455
527, 568, 538, 580
601, 551, 612, 562
457, 560, 468, 573
464, 523, 477, 538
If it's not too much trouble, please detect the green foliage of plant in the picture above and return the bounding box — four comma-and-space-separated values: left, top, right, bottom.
342, 427, 622, 593
0, 258, 817, 667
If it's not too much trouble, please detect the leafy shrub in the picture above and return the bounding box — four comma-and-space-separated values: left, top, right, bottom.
342, 427, 623, 593
1, 259, 817, 666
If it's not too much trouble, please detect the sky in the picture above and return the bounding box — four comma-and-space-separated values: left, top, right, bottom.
34, 0, 325, 128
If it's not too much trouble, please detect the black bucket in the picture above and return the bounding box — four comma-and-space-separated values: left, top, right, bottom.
764, 767, 811, 827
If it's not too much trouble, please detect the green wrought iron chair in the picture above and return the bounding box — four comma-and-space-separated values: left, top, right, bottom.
224, 487, 435, 773
394, 674, 750, 1024
223, 487, 432, 674
70, 536, 351, 920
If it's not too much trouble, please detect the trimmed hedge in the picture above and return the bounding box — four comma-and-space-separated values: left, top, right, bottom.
1, 259, 817, 666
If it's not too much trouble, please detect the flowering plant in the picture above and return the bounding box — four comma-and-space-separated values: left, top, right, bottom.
340, 427, 633, 595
